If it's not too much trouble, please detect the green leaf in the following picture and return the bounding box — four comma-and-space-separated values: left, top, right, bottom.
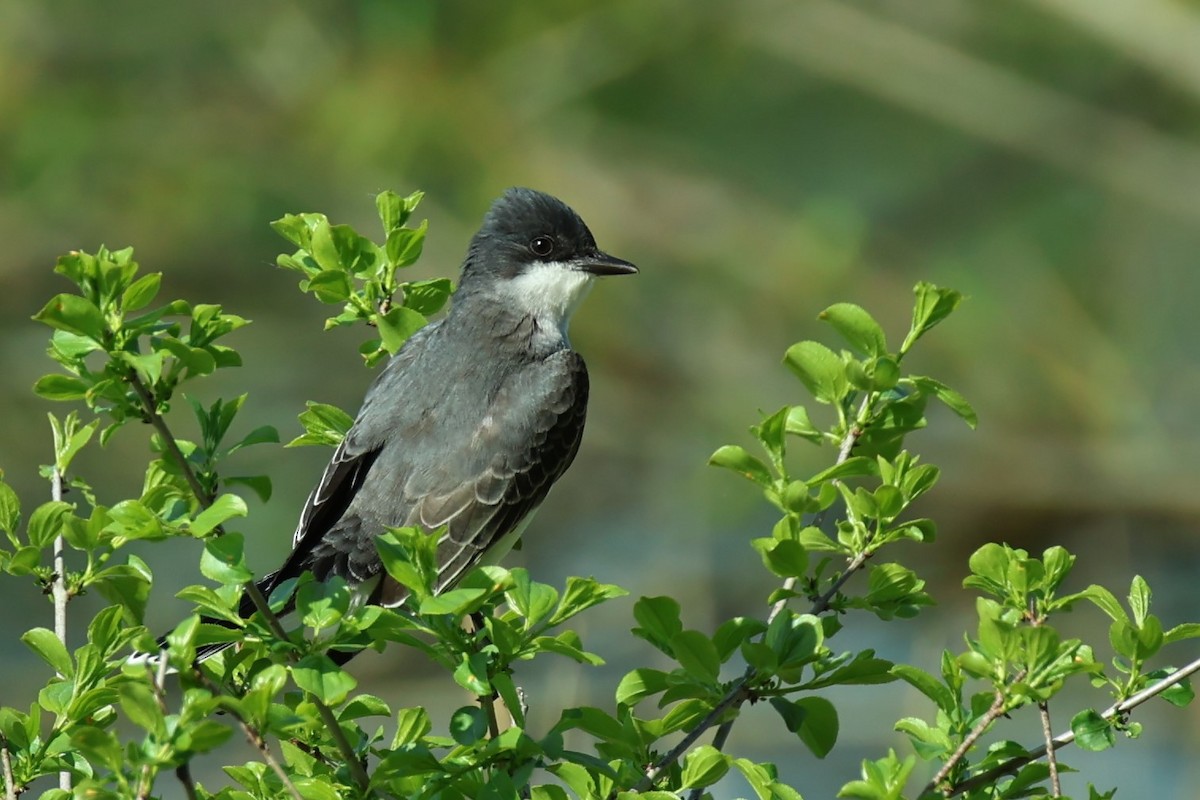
225, 474, 273, 502
1164, 622, 1200, 645
909, 376, 977, 428
292, 654, 357, 705
420, 587, 489, 616
709, 445, 773, 486
386, 220, 428, 267
785, 405, 823, 443
506, 569, 559, 630
713, 617, 767, 662
287, 401, 354, 448
190, 494, 248, 537
770, 696, 838, 757
22, 628, 73, 676
403, 278, 454, 315
615, 668, 669, 706
1128, 575, 1151, 627
378, 306, 428, 354
296, 576, 350, 630
0, 480, 19, 539
33, 374, 90, 401
449, 705, 488, 745
549, 576, 627, 625
27, 501, 73, 548
118, 681, 164, 734
1071, 708, 1115, 752
670, 630, 721, 684
784, 340, 848, 405
33, 294, 107, 340
305, 269, 353, 304
376, 190, 407, 232
1082, 584, 1128, 624
200, 532, 253, 584
393, 706, 433, 747
753, 538, 808, 578
122, 273, 162, 312
819, 302, 887, 357
891, 664, 954, 713
808, 456, 878, 484
533, 632, 605, 665
453, 651, 491, 695
632, 595, 683, 652
680, 744, 731, 789
902, 282, 963, 354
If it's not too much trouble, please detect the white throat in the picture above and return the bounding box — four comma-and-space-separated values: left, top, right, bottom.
503, 261, 595, 342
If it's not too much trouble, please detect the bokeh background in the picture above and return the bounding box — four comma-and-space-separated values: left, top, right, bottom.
4, 1, 1200, 796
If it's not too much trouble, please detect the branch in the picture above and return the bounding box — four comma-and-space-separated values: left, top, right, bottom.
194, 672, 304, 800
924, 675, 1021, 795
174, 763, 198, 800
126, 371, 371, 794
942, 656, 1200, 798
313, 702, 370, 790
1, 739, 16, 800
1038, 702, 1060, 797
641, 403, 874, 794
49, 465, 70, 794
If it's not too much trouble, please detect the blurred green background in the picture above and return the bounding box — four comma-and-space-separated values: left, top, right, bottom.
4, 0, 1200, 796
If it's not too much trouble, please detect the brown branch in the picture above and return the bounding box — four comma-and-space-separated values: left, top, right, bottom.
944, 656, 1200, 798
924, 675, 1021, 796
1038, 702, 1060, 797
1, 739, 17, 800
126, 371, 371, 794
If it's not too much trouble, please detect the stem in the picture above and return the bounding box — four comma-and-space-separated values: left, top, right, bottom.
924, 678, 1018, 795
944, 656, 1200, 798
127, 371, 371, 794
193, 673, 304, 800
685, 723, 734, 800
313, 702, 371, 791
635, 398, 873, 795
49, 465, 70, 794
1, 740, 16, 800
1038, 702, 1060, 797
175, 763, 198, 800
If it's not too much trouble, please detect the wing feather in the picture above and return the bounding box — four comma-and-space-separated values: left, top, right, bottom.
269, 341, 589, 607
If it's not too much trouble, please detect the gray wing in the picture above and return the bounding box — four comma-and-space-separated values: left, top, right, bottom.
268, 344, 589, 607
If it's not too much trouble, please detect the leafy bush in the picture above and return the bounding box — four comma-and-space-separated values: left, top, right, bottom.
2, 192, 1195, 800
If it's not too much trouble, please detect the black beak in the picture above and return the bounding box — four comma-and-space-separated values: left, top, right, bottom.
576, 250, 638, 276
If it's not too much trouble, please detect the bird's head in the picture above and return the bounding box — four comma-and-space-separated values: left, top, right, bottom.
457, 188, 637, 334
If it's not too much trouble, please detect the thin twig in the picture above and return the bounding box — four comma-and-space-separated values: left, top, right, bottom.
944, 656, 1200, 798
313, 702, 370, 790
50, 465, 70, 794
1, 739, 17, 800
127, 371, 371, 794
193, 672, 304, 800
1038, 702, 1060, 797
127, 375, 213, 506
135, 659, 174, 800
924, 677, 1019, 795
175, 763, 198, 800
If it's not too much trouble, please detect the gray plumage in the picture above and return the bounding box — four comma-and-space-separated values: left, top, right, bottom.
194, 187, 635, 662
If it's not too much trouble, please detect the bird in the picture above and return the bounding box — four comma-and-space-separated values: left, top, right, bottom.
191, 187, 637, 664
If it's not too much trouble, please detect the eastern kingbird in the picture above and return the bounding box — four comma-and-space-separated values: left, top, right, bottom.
192, 187, 636, 663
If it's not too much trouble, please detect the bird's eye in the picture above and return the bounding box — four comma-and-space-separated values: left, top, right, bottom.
529, 235, 555, 257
